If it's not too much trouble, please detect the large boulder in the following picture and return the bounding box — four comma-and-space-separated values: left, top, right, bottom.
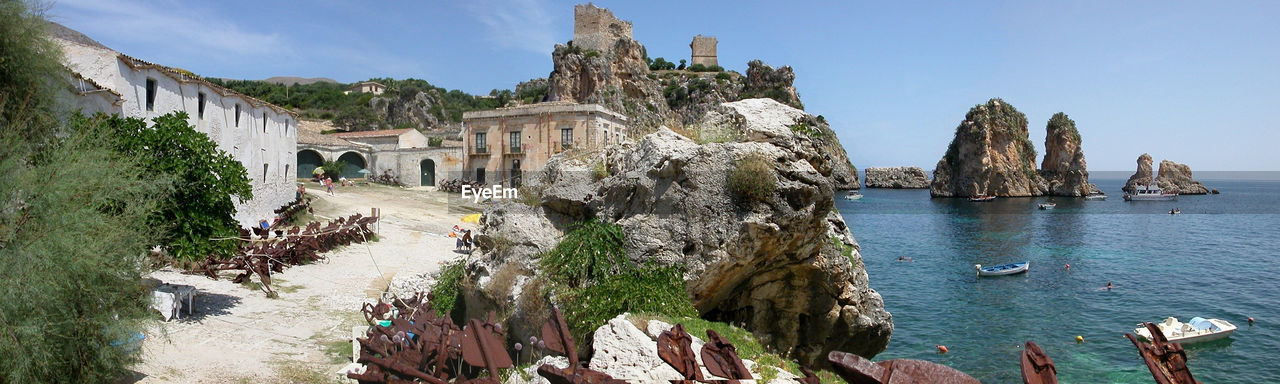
931, 98, 1046, 197
460, 99, 892, 367
864, 167, 929, 189
1156, 160, 1209, 194
1039, 112, 1098, 196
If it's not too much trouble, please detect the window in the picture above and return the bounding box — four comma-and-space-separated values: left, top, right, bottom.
263, 164, 269, 181
234, 104, 241, 127
197, 92, 206, 119
476, 168, 486, 183
145, 78, 157, 111
285, 164, 290, 178
509, 131, 521, 153
262, 113, 268, 133
474, 132, 487, 153
561, 128, 573, 149
284, 120, 289, 136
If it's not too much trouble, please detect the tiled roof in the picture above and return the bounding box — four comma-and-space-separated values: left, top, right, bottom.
333, 129, 411, 138
297, 120, 370, 148
116, 53, 298, 117
67, 70, 122, 99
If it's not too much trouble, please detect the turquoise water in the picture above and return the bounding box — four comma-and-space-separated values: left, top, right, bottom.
838, 177, 1280, 383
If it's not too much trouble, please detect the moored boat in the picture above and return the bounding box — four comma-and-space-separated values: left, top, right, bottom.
844, 191, 863, 200
970, 195, 996, 202
975, 261, 1029, 276
1038, 202, 1056, 210
1084, 193, 1107, 201
1123, 185, 1177, 201
1134, 317, 1236, 344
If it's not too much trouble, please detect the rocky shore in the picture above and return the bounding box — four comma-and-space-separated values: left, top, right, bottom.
864, 167, 930, 189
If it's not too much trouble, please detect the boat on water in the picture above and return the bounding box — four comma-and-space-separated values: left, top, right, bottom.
1134, 317, 1236, 344
844, 191, 863, 200
1123, 185, 1177, 201
970, 195, 996, 202
975, 262, 1029, 276
1038, 202, 1056, 210
1084, 193, 1107, 201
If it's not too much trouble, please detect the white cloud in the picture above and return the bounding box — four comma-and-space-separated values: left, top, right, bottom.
462, 0, 559, 54
51, 0, 287, 57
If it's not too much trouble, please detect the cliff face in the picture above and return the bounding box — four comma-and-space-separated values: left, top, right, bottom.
459, 99, 892, 367
546, 39, 675, 132
865, 167, 930, 189
369, 91, 452, 133
1039, 113, 1098, 196
931, 99, 1046, 197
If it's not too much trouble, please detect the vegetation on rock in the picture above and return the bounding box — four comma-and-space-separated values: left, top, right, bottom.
728, 154, 777, 205
429, 258, 466, 317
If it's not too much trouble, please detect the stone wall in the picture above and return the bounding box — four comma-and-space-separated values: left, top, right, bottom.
572, 3, 633, 52
690, 35, 718, 67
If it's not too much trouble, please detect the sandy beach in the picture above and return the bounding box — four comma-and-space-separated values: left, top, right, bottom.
131, 182, 474, 383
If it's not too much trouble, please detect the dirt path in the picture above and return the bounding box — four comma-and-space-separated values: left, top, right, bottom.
133, 182, 477, 383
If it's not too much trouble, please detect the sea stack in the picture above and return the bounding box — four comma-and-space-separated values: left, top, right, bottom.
930, 98, 1045, 197
864, 167, 930, 188
1123, 153, 1156, 193
1123, 155, 1209, 194
1039, 113, 1098, 196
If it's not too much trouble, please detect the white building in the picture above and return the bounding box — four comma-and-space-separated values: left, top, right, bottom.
49, 23, 298, 227
345, 81, 386, 95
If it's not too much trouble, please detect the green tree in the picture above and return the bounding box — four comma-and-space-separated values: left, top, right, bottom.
1, 2, 161, 381
333, 104, 383, 131
97, 112, 253, 262
678, 59, 687, 70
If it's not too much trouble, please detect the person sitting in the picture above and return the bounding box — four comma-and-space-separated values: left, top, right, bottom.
461, 230, 473, 251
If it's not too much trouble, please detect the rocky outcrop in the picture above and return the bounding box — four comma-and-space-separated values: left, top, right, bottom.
369, 90, 453, 133
1123, 155, 1209, 194
864, 167, 929, 189
741, 60, 803, 110
459, 98, 892, 367
546, 38, 675, 132
931, 99, 1045, 197
1039, 113, 1098, 196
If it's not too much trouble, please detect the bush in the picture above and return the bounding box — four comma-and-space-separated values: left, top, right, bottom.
540, 220, 628, 288
649, 57, 676, 71
590, 161, 609, 181
688, 64, 725, 72
428, 136, 443, 147
728, 155, 776, 204
94, 112, 253, 262
715, 72, 732, 81
429, 258, 466, 316
321, 160, 347, 180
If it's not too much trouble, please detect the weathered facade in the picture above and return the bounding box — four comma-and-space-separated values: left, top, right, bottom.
50, 23, 298, 227
296, 121, 462, 187
460, 102, 628, 185
572, 3, 633, 52
346, 81, 386, 95
690, 35, 718, 67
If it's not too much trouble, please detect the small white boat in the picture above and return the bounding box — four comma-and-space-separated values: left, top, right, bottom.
970, 195, 996, 202
1085, 193, 1107, 201
975, 262, 1029, 276
1038, 202, 1056, 210
1135, 317, 1236, 344
844, 191, 863, 200
1124, 185, 1177, 201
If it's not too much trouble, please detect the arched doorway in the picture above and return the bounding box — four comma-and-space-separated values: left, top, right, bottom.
420, 159, 435, 186
297, 150, 324, 178
337, 152, 367, 179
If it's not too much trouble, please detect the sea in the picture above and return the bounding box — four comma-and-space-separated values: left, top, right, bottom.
836, 175, 1280, 383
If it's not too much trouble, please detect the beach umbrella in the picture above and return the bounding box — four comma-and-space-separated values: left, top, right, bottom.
358, 169, 371, 174
461, 213, 481, 224
312, 167, 325, 175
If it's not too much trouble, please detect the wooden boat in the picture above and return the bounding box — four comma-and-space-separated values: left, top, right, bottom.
1134, 317, 1236, 344
844, 191, 863, 200
1038, 203, 1056, 210
1020, 341, 1059, 384
975, 262, 1029, 276
970, 195, 996, 202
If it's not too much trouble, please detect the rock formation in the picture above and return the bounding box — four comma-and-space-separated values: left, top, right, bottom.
930, 99, 1046, 197
1123, 155, 1209, 194
741, 60, 803, 110
459, 98, 892, 367
864, 167, 930, 189
369, 91, 450, 133
1039, 112, 1098, 196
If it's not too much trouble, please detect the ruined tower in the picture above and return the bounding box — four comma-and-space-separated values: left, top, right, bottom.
572, 3, 633, 53
690, 35, 718, 67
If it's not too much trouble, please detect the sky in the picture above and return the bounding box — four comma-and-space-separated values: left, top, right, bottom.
47, 0, 1280, 172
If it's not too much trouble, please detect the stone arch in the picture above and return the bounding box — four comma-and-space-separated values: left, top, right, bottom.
296, 149, 324, 178
420, 159, 436, 186
337, 152, 367, 179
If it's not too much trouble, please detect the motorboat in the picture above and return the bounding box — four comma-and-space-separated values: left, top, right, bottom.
1038, 202, 1056, 210
1134, 317, 1236, 344
1169, 208, 1182, 215
975, 262, 1029, 276
970, 195, 996, 202
1123, 185, 1177, 201
1085, 193, 1107, 201
844, 191, 863, 200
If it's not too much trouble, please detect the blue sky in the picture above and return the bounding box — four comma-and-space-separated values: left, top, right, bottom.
48, 0, 1280, 171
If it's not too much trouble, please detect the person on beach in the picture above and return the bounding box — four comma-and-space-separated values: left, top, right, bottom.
461, 230, 472, 251
326, 177, 335, 196
296, 183, 306, 200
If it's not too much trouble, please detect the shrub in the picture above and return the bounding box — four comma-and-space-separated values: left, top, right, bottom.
590, 161, 609, 181
321, 160, 347, 180
688, 63, 708, 72
558, 264, 696, 341
649, 57, 676, 71
428, 137, 443, 147
728, 155, 776, 204
429, 258, 466, 316
584, 51, 600, 59
715, 72, 732, 81
540, 220, 628, 288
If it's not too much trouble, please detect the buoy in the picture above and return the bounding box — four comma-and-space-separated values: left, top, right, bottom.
935, 345, 948, 354
1076, 335, 1084, 343
1249, 317, 1255, 325
1065, 263, 1070, 270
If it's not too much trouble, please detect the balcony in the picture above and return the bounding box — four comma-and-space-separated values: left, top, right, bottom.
504, 145, 524, 155
470, 145, 490, 156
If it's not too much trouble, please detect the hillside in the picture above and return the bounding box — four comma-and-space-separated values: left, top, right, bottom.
261, 76, 338, 86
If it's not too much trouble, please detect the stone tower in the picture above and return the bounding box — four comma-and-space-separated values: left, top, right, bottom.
572, 3, 633, 53
690, 35, 718, 67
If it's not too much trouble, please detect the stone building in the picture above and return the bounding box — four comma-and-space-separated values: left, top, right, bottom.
572, 3, 633, 52
346, 81, 386, 95
49, 23, 297, 227
296, 121, 462, 187
690, 35, 718, 67
461, 102, 628, 185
